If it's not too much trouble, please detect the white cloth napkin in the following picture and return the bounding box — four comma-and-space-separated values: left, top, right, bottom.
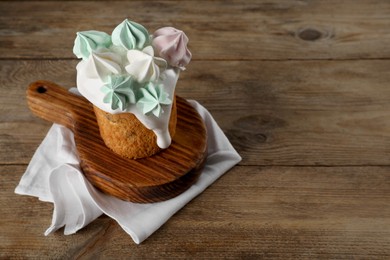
15, 100, 241, 244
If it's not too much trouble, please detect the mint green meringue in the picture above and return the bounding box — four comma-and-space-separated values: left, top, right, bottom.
73, 30, 112, 60
112, 19, 150, 50
101, 75, 137, 111
137, 82, 172, 117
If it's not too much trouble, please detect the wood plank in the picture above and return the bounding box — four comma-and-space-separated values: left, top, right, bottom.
1, 0, 390, 60
2, 59, 390, 166
2, 165, 390, 258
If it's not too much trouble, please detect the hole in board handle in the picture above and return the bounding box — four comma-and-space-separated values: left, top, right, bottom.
37, 86, 47, 93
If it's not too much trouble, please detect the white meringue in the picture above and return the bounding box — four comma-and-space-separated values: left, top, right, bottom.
125, 46, 167, 83
84, 50, 122, 81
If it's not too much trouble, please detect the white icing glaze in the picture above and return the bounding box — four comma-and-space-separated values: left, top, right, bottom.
77, 60, 179, 149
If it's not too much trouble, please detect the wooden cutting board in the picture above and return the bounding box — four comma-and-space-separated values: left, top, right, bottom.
27, 80, 207, 203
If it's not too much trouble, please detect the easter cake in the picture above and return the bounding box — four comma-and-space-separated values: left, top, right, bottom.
73, 19, 192, 159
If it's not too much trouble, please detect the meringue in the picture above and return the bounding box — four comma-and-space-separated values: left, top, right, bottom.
137, 82, 172, 117
125, 46, 167, 83
101, 75, 137, 111
73, 30, 112, 60
152, 27, 192, 69
112, 19, 150, 50
84, 50, 122, 81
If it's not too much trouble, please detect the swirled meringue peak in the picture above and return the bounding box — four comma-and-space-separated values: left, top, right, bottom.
112, 19, 150, 50
137, 82, 172, 117
101, 75, 137, 111
152, 27, 192, 69
73, 30, 112, 60
126, 46, 167, 83
84, 50, 122, 81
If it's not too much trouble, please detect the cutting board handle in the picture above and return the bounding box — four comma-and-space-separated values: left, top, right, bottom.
27, 80, 90, 130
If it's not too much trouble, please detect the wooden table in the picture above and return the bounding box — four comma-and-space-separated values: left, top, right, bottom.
1, 0, 390, 258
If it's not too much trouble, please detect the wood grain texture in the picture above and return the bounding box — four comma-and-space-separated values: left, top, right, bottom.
2, 165, 390, 258
1, 0, 390, 60
2, 0, 390, 258
27, 81, 207, 203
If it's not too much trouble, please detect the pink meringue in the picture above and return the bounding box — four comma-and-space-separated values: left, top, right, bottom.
152, 27, 192, 69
